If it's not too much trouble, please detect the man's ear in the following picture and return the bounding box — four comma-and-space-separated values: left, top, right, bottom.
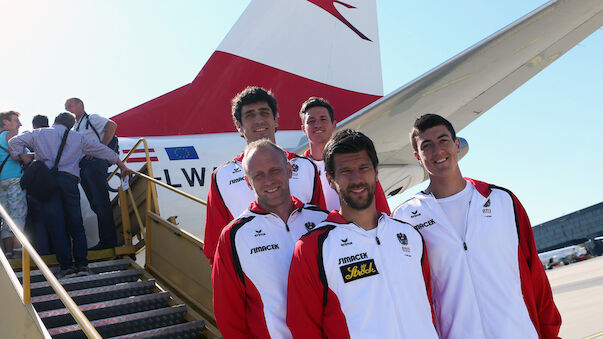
455, 138, 461, 154
235, 120, 244, 138
414, 151, 421, 163
326, 172, 337, 190
245, 176, 252, 190
287, 162, 292, 179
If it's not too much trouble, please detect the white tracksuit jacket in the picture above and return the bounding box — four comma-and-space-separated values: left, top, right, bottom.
393, 178, 561, 339
212, 197, 328, 339
287, 211, 438, 339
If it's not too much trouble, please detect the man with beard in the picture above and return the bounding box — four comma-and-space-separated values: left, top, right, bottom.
204, 87, 325, 264
299, 97, 390, 214
393, 114, 560, 338
212, 139, 328, 338
286, 130, 437, 338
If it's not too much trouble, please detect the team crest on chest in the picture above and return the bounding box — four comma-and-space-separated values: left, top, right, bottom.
397, 232, 412, 255
305, 222, 316, 231
482, 199, 492, 216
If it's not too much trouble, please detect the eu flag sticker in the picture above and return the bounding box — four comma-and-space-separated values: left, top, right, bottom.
165, 146, 199, 160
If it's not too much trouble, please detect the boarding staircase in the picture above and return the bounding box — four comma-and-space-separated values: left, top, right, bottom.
0, 139, 220, 338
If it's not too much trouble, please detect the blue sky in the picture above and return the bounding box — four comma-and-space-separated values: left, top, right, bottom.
0, 1, 601, 225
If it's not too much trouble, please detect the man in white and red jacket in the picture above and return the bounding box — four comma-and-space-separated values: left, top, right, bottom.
204, 87, 325, 264
298, 96, 391, 214
212, 139, 328, 339
287, 130, 438, 338
393, 114, 561, 338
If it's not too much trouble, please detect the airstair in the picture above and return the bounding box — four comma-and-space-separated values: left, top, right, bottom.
0, 139, 220, 338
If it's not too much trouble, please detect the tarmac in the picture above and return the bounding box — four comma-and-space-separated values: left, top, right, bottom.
547, 255, 603, 338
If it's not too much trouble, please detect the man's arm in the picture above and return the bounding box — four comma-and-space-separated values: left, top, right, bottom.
203, 169, 233, 263
212, 225, 248, 339
375, 180, 391, 215
287, 236, 328, 338
81, 134, 119, 163
102, 119, 117, 145
421, 244, 436, 326
514, 194, 561, 338
8, 132, 33, 159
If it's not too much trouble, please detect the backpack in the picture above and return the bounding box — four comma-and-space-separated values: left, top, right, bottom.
20, 130, 70, 201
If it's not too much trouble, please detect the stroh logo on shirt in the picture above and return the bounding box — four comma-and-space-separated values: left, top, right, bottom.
340, 259, 379, 283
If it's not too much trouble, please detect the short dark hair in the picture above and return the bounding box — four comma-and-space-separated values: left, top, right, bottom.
0, 111, 20, 129
54, 112, 76, 129
32, 114, 49, 128
299, 97, 334, 123
323, 129, 378, 178
231, 86, 278, 126
410, 114, 457, 152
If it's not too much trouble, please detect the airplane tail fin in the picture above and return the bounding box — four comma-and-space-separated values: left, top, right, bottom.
113, 0, 383, 137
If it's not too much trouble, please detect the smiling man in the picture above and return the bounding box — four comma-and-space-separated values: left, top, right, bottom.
204, 87, 325, 264
300, 97, 390, 214
392, 114, 561, 338
212, 139, 328, 339
287, 130, 437, 338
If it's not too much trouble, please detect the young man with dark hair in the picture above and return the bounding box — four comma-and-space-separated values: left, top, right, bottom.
32, 114, 49, 129
393, 114, 561, 338
287, 129, 437, 338
299, 97, 390, 214
204, 87, 325, 264
212, 140, 328, 338
65, 97, 119, 250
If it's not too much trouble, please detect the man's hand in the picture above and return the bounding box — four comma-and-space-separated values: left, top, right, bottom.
116, 159, 130, 177
19, 153, 34, 166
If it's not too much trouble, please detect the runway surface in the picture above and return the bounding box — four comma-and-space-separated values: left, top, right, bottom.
547, 255, 603, 338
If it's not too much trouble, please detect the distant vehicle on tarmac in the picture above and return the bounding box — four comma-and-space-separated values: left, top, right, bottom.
539, 245, 588, 270
585, 236, 603, 257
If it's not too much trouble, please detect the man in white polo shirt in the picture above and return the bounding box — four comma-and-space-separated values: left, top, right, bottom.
66, 97, 119, 250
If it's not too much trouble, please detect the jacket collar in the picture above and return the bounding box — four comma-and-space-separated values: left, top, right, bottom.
418, 177, 492, 199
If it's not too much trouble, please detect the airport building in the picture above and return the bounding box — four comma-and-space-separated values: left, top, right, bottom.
533, 201, 603, 252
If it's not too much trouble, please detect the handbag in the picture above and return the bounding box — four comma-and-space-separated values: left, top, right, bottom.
20, 130, 70, 202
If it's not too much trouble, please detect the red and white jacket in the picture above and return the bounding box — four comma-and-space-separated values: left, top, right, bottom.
392, 178, 561, 339
303, 149, 391, 214
287, 211, 438, 339
204, 150, 326, 263
212, 197, 329, 339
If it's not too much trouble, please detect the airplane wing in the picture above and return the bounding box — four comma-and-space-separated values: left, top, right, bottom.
295, 0, 603, 195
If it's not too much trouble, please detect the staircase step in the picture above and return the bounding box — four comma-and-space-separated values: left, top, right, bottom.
48, 305, 187, 339
32, 280, 156, 312
30, 269, 143, 297
17, 259, 131, 283
39, 292, 171, 328
108, 320, 206, 339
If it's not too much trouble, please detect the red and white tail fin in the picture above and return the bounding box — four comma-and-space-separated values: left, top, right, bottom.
113, 0, 383, 137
